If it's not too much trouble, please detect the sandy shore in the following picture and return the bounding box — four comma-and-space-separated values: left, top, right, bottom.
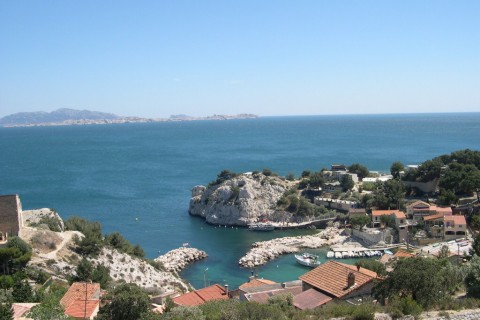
239, 227, 348, 268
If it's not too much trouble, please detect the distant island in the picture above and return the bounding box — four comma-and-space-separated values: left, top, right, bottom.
0, 108, 258, 127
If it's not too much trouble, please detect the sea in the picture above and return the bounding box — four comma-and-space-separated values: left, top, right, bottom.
1, 113, 479, 289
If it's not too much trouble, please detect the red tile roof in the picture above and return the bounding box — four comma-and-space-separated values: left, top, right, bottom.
372, 210, 404, 217
393, 211, 406, 219
299, 261, 379, 298
245, 286, 302, 304
407, 200, 430, 209
293, 288, 332, 310
239, 278, 277, 290
65, 299, 99, 319
430, 206, 452, 214
60, 282, 100, 309
173, 284, 228, 306
444, 215, 466, 225
423, 213, 445, 221
12, 303, 38, 317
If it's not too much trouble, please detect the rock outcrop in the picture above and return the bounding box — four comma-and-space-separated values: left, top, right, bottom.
239, 227, 347, 268
155, 247, 207, 273
189, 172, 294, 226
93, 248, 189, 292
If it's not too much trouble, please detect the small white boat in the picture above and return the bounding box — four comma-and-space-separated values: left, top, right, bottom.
364, 251, 371, 257
354, 252, 359, 258
295, 253, 321, 267
342, 252, 349, 258
359, 251, 365, 257
335, 252, 342, 259
348, 251, 354, 257
327, 251, 334, 258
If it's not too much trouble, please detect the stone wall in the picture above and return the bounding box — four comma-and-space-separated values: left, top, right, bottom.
352, 228, 391, 245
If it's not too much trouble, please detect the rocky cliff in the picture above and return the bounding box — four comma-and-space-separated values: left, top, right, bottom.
189, 172, 294, 226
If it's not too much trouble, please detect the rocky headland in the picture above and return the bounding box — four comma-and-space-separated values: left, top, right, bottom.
0, 108, 258, 127
155, 247, 208, 273
19, 208, 191, 293
238, 226, 347, 268
189, 172, 296, 226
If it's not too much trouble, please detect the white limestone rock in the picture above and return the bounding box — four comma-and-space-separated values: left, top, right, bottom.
155, 247, 207, 273
189, 173, 292, 226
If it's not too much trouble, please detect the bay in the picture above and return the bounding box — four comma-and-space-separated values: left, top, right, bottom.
1, 113, 479, 288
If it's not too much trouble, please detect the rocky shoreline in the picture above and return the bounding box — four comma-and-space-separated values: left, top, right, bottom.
155, 247, 208, 273
239, 227, 347, 268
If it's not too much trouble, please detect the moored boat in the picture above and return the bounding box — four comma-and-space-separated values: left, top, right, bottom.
295, 253, 321, 267
327, 251, 334, 258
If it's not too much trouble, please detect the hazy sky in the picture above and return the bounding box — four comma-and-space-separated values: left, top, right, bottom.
1, 1, 479, 118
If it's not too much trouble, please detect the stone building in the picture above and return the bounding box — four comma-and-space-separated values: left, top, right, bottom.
0, 194, 22, 243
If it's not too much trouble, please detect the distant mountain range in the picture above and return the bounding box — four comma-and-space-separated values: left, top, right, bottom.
0, 108, 258, 127
0, 108, 119, 126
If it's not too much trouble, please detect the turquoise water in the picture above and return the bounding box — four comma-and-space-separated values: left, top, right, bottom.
1, 113, 479, 288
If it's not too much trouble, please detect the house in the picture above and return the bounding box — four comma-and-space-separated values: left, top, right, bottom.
348, 208, 367, 217
12, 302, 38, 319
293, 289, 333, 310
299, 261, 381, 303
172, 284, 229, 307
239, 281, 303, 304
324, 181, 342, 193
314, 197, 357, 212
362, 175, 393, 183
371, 210, 408, 242
331, 164, 347, 172
60, 282, 101, 319
238, 278, 276, 291
444, 215, 467, 240
406, 201, 452, 221
423, 214, 467, 240
371, 210, 406, 228
0, 195, 22, 243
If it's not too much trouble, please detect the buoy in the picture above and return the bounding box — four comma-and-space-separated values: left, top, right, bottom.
135, 218, 139, 221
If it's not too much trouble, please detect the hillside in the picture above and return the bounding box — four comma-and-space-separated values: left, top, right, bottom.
0, 108, 119, 126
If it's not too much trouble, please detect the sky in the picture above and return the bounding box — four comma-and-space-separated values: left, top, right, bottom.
0, 1, 479, 118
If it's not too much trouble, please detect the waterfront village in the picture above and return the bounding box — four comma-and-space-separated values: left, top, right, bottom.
2, 150, 480, 319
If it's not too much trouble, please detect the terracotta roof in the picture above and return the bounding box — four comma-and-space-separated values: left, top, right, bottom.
293, 288, 332, 310
244, 286, 302, 304
60, 282, 100, 309
371, 210, 404, 217
430, 206, 452, 214
299, 261, 379, 298
423, 213, 445, 221
393, 211, 406, 219
64, 299, 99, 319
394, 250, 416, 258
173, 284, 228, 306
407, 200, 430, 209
12, 303, 38, 317
239, 278, 277, 290
444, 215, 466, 225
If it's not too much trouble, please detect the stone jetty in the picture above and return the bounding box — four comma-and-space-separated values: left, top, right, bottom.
155, 247, 208, 273
239, 227, 347, 268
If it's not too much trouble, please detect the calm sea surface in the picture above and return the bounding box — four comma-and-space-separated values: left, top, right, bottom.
1, 113, 479, 288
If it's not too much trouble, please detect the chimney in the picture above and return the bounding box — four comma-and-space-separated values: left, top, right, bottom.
224, 284, 229, 296
347, 272, 355, 288
357, 265, 361, 271
281, 282, 286, 289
